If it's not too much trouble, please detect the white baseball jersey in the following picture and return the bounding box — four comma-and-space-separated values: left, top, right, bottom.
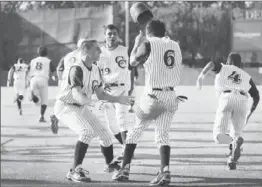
62, 50, 81, 80
144, 36, 182, 90
30, 56, 51, 79
97, 45, 130, 87
56, 62, 102, 105
13, 63, 29, 80
214, 64, 251, 95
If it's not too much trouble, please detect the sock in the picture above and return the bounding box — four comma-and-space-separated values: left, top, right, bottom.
121, 130, 128, 144
40, 104, 47, 117
160, 145, 170, 172
122, 144, 136, 168
100, 144, 114, 164
17, 100, 21, 110
73, 141, 89, 169
114, 132, 123, 145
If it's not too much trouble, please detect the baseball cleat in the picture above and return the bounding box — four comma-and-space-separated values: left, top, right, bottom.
66, 165, 91, 183
39, 116, 46, 123
104, 161, 121, 173
232, 137, 244, 162
149, 166, 171, 186
19, 109, 23, 116
50, 115, 59, 134
112, 164, 130, 181
226, 158, 237, 170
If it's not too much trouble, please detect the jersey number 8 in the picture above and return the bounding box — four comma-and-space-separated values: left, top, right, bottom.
35, 62, 43, 70
164, 50, 175, 69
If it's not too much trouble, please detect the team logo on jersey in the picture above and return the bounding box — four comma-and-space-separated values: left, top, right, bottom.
92, 80, 99, 93
164, 50, 175, 69
115, 56, 127, 68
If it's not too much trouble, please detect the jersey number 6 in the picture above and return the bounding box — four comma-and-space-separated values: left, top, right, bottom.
164, 50, 175, 69
35, 62, 43, 70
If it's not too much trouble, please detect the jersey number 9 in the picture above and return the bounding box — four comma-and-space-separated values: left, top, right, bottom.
164, 50, 175, 69
35, 62, 43, 70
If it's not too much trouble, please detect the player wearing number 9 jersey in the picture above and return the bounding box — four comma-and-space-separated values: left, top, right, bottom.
113, 20, 183, 185
29, 45, 56, 122
196, 52, 260, 170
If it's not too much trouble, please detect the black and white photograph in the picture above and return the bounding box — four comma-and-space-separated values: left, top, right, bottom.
0, 1, 261, 186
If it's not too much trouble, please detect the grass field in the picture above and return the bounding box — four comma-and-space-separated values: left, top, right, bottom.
1, 86, 262, 187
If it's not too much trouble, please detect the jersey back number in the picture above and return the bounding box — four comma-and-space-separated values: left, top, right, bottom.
35, 62, 43, 70
227, 71, 242, 84
164, 50, 175, 69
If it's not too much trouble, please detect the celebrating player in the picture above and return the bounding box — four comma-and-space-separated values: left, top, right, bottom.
112, 20, 183, 186
96, 24, 134, 162
7, 58, 29, 115
28, 45, 56, 122
196, 52, 260, 170
53, 39, 135, 182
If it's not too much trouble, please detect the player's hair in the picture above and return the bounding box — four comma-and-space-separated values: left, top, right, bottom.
37, 45, 48, 56
146, 19, 166, 37
80, 40, 97, 54
228, 52, 242, 68
104, 24, 119, 34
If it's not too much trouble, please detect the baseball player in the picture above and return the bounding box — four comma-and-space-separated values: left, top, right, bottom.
96, 24, 134, 161
7, 58, 29, 115
112, 19, 184, 186
53, 39, 134, 182
50, 38, 87, 134
28, 45, 56, 122
196, 52, 260, 170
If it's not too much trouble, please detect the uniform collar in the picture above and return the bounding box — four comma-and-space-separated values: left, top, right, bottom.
82, 60, 92, 71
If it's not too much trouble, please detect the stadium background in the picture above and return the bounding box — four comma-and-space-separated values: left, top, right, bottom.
0, 1, 262, 86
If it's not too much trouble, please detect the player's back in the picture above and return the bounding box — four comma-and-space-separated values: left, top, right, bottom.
215, 64, 251, 94
13, 63, 28, 80
30, 56, 51, 79
145, 36, 182, 90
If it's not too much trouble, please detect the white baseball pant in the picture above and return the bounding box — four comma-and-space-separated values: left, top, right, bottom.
213, 91, 249, 144
54, 100, 113, 147
103, 87, 129, 133
13, 78, 26, 96
30, 76, 48, 105
126, 90, 178, 148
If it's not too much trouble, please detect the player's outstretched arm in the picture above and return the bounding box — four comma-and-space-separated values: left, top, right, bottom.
7, 66, 15, 87
196, 61, 215, 90
246, 79, 260, 123
95, 86, 134, 105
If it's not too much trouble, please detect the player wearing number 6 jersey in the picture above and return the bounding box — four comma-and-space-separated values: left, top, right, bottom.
112, 20, 183, 186
28, 46, 56, 122
196, 52, 260, 170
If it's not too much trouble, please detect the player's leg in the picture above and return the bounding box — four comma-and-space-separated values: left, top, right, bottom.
213, 95, 233, 144
13, 80, 24, 115
80, 106, 120, 173
54, 102, 93, 182
150, 111, 174, 186
227, 97, 249, 170
115, 102, 129, 143
103, 103, 123, 145
29, 77, 40, 104
38, 79, 48, 122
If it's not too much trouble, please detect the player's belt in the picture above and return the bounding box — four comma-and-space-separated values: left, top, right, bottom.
152, 87, 174, 91
224, 90, 247, 96
109, 83, 125, 87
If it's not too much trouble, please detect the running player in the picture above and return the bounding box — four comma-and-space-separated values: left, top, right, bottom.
7, 58, 29, 115
28, 45, 56, 122
96, 24, 134, 161
50, 38, 86, 134
54, 39, 134, 182
112, 20, 183, 186
196, 52, 260, 170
